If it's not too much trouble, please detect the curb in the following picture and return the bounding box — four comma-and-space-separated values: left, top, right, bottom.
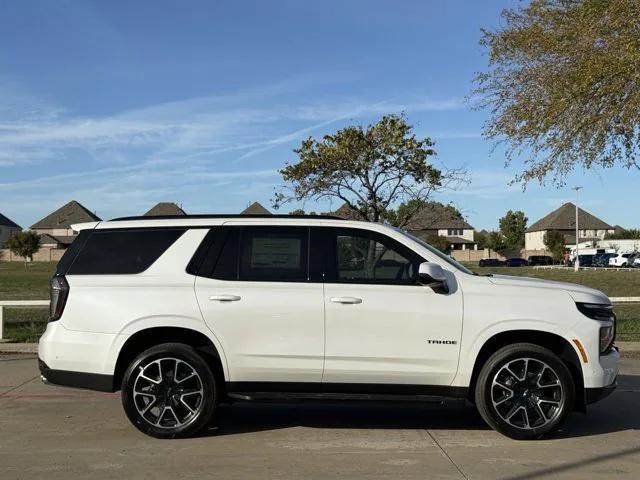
0, 343, 38, 354
1, 342, 640, 356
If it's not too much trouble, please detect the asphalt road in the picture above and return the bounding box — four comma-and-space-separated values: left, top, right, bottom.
1, 355, 639, 480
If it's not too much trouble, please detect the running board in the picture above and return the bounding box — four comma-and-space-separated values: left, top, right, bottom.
226, 392, 453, 404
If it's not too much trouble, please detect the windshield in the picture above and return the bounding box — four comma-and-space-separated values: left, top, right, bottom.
392, 227, 475, 275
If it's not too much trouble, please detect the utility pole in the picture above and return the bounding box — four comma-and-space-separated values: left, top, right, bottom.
573, 187, 583, 272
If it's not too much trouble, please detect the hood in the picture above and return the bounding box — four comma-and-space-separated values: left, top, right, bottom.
488, 274, 610, 304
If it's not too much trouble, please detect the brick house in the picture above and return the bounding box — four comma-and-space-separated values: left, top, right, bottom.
525, 203, 614, 251
31, 200, 101, 250
331, 202, 477, 250
0, 213, 22, 248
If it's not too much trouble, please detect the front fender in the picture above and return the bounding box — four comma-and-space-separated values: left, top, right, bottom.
452, 318, 575, 387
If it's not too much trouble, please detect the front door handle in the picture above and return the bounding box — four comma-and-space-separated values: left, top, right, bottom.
209, 295, 241, 302
330, 297, 362, 304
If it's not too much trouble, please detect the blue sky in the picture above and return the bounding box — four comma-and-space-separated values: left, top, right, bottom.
1, 0, 637, 230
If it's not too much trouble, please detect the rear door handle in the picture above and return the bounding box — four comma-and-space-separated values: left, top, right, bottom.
330, 297, 362, 304
209, 295, 241, 302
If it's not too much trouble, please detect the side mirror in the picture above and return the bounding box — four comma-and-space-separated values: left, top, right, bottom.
418, 262, 449, 294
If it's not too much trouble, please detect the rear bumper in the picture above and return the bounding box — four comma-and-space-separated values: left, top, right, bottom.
38, 358, 114, 392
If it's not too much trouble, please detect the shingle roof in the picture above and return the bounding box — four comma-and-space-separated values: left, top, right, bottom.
30, 200, 101, 230
240, 202, 271, 215
526, 203, 613, 233
331, 203, 362, 220
404, 202, 473, 230
39, 234, 76, 246
444, 235, 476, 244
0, 212, 21, 229
144, 202, 186, 216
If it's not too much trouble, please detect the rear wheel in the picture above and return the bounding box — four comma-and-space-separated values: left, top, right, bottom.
121, 343, 217, 438
475, 343, 574, 440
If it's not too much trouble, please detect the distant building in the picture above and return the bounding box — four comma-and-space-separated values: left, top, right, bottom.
30, 200, 101, 249
404, 202, 476, 251
525, 202, 614, 250
330, 203, 362, 220
0, 212, 22, 248
331, 202, 477, 250
144, 202, 186, 216
241, 202, 271, 215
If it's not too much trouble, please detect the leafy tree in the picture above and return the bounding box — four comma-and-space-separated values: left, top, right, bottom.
498, 210, 528, 249
474, 0, 640, 185
605, 228, 640, 240
486, 231, 506, 252
288, 209, 306, 216
5, 231, 40, 267
274, 114, 467, 223
544, 230, 566, 262
475, 229, 490, 249
425, 234, 451, 254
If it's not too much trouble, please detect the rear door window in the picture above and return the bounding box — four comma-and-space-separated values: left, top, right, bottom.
208, 226, 310, 282
239, 227, 309, 281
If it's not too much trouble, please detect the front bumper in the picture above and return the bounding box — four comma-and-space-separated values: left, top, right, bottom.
582, 345, 619, 405
585, 381, 617, 405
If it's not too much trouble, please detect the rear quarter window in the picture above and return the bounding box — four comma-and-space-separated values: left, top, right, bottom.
67, 228, 186, 274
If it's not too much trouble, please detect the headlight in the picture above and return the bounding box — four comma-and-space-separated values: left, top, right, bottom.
576, 302, 616, 353
599, 325, 615, 354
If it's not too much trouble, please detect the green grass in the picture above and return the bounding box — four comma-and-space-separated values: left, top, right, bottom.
616, 304, 640, 341
0, 261, 56, 300
2, 308, 49, 343
0, 262, 55, 342
466, 265, 640, 298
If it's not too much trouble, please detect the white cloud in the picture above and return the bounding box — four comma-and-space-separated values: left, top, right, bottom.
447, 169, 519, 199
1, 76, 469, 226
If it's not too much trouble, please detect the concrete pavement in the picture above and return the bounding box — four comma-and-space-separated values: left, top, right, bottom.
1, 355, 639, 479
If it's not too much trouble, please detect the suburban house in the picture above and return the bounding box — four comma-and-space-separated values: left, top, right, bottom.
31, 200, 101, 250
241, 202, 272, 215
525, 202, 615, 251
0, 213, 22, 248
144, 202, 186, 216
332, 202, 477, 251
404, 203, 477, 251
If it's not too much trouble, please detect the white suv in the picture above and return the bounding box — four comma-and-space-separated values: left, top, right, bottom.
609, 252, 634, 267
39, 215, 619, 440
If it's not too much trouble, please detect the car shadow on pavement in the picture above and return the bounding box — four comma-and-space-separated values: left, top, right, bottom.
551, 373, 640, 439
201, 374, 640, 439
201, 399, 490, 437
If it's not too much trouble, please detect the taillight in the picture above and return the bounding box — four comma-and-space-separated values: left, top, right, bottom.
49, 276, 69, 322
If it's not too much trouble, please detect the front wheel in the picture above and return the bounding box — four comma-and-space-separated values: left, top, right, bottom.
121, 343, 217, 438
475, 343, 575, 440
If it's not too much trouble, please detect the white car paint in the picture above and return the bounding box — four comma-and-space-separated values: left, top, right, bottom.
39, 217, 619, 395
609, 252, 634, 267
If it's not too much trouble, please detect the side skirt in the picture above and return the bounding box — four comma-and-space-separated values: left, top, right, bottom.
225, 382, 468, 403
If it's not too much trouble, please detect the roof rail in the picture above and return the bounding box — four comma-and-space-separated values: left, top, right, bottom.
109, 214, 345, 221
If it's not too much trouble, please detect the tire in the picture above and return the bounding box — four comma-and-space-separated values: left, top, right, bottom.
474, 343, 574, 440
121, 342, 217, 439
